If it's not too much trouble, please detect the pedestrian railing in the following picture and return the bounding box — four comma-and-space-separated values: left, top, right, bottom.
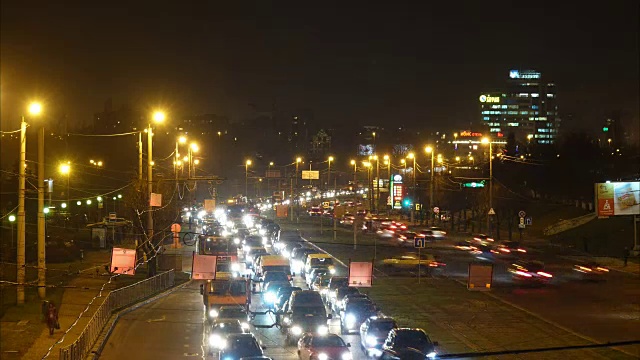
58, 270, 175, 360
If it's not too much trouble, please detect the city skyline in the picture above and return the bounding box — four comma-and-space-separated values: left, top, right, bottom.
1, 2, 638, 136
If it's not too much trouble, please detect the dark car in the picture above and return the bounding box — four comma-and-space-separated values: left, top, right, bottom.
338, 293, 371, 314
219, 333, 265, 360
382, 328, 438, 359
507, 260, 553, 284
332, 287, 360, 312
263, 281, 290, 307
207, 319, 248, 355
306, 267, 330, 287
326, 277, 349, 303
297, 333, 351, 360
214, 306, 250, 324
360, 316, 398, 357
262, 271, 290, 286
340, 300, 378, 334
275, 286, 302, 312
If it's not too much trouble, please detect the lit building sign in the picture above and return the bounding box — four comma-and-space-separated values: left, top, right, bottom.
479, 95, 500, 103
390, 174, 404, 210
459, 130, 504, 138
509, 69, 541, 79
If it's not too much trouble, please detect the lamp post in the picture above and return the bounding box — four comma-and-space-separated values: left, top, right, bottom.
16, 102, 42, 304
407, 152, 416, 224
32, 104, 47, 299
189, 142, 199, 178
245, 160, 252, 199
350, 159, 357, 250
295, 157, 302, 222
481, 137, 494, 235
383, 155, 390, 214
147, 111, 165, 260
363, 161, 373, 213
425, 146, 434, 225
9, 215, 16, 250
327, 156, 334, 193
268, 162, 274, 198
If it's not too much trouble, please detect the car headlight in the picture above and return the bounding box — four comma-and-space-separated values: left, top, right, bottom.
265, 292, 276, 303
427, 351, 437, 358
262, 236, 268, 245
241, 322, 250, 330
329, 268, 336, 274
318, 353, 329, 360
283, 316, 291, 324
243, 245, 249, 252
317, 325, 328, 335
259, 229, 266, 235
320, 288, 328, 294
329, 291, 337, 299
341, 352, 353, 360
291, 325, 302, 336
345, 313, 356, 328
365, 335, 378, 347
233, 238, 240, 245
282, 250, 290, 258
336, 300, 343, 308
231, 263, 240, 272
209, 334, 222, 347
208, 309, 218, 318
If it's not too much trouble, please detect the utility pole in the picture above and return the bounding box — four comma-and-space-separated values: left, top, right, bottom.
16, 117, 27, 305
138, 132, 143, 181
333, 177, 337, 241
37, 127, 46, 298
375, 157, 379, 214
147, 123, 154, 257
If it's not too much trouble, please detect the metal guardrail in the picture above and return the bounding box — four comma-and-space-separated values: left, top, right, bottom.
59, 270, 175, 360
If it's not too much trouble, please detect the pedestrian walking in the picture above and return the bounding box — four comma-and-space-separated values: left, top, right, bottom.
46, 302, 59, 336
623, 247, 630, 267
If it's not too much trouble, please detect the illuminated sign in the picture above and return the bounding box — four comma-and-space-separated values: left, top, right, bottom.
390, 174, 404, 210
460, 131, 483, 137
595, 182, 639, 216
479, 95, 500, 103
509, 69, 541, 79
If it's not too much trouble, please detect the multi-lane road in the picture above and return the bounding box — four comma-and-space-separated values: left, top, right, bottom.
99, 219, 640, 360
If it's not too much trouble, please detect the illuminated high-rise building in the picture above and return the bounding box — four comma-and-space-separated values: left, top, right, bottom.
479, 69, 560, 145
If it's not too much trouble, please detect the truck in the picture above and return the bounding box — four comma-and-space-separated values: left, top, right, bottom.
200, 277, 251, 323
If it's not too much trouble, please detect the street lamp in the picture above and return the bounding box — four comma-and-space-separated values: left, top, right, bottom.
407, 152, 416, 224
245, 160, 252, 199
481, 137, 495, 235
327, 156, 334, 193
363, 161, 373, 212
9, 215, 16, 249
425, 146, 435, 225
147, 110, 165, 253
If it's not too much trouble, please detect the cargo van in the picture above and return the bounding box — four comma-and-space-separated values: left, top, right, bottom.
255, 255, 291, 280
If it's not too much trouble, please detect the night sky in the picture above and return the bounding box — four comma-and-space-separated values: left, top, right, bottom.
1, 1, 638, 133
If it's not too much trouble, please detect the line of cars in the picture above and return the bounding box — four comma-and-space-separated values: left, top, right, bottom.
260, 231, 441, 360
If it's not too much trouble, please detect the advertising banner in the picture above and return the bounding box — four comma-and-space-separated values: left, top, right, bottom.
191, 253, 217, 280
595, 182, 640, 217
301, 170, 320, 180
276, 205, 289, 218
110, 247, 136, 275
348, 261, 373, 287
204, 199, 216, 212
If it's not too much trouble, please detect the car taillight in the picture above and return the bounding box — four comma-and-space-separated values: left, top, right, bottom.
596, 267, 609, 272
517, 249, 527, 253
500, 248, 511, 253
537, 271, 553, 278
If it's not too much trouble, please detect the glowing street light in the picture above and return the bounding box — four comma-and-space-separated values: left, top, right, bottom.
245, 160, 252, 197
61, 203, 67, 209
179, 136, 187, 144
86, 199, 92, 205
152, 111, 166, 123
9, 215, 16, 222
29, 102, 43, 116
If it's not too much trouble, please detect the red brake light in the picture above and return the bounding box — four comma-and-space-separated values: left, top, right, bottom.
515, 270, 532, 277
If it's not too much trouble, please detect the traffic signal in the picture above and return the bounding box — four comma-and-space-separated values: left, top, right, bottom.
403, 198, 412, 208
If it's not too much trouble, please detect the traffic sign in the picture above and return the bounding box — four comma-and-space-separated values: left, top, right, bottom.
519, 223, 526, 229
108, 212, 117, 222
433, 207, 440, 214
519, 217, 525, 225
488, 208, 496, 215
518, 210, 526, 218
414, 237, 426, 248
525, 217, 532, 226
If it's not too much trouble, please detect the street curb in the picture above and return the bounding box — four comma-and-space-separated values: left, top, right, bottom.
86, 279, 192, 360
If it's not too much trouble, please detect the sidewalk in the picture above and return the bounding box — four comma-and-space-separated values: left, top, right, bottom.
0, 241, 186, 360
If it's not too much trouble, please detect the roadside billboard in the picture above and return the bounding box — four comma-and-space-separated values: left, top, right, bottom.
276, 205, 289, 218
348, 261, 373, 287
301, 170, 320, 180
191, 253, 217, 280
595, 182, 640, 217
204, 199, 216, 212
467, 263, 493, 291
110, 247, 136, 275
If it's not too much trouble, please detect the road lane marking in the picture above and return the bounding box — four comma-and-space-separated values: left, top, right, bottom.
146, 315, 166, 323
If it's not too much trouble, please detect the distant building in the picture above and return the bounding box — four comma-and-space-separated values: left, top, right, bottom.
308, 129, 332, 160
177, 114, 229, 136
93, 100, 142, 134
479, 69, 560, 145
